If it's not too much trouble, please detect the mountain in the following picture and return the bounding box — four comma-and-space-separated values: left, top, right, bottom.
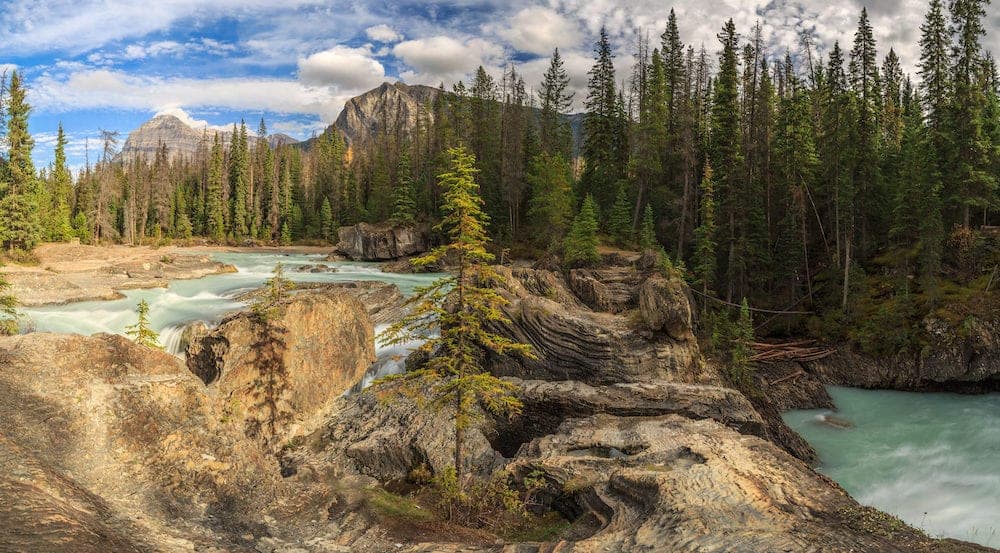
334, 81, 441, 148
118, 115, 302, 162
120, 81, 582, 162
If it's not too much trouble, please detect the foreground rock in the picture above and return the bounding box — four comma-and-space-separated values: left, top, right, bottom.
0, 333, 280, 552
505, 413, 988, 553
235, 281, 408, 325
186, 291, 375, 447
335, 223, 429, 261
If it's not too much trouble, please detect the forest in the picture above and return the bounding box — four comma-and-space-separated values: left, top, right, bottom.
0, 0, 998, 353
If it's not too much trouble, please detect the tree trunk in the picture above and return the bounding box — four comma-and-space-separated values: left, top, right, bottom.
842, 218, 852, 312
676, 171, 690, 260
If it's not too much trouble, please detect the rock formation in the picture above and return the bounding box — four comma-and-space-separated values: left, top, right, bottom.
335, 222, 430, 261
186, 291, 375, 446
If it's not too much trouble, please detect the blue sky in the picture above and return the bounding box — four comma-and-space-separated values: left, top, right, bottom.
1, 0, 997, 170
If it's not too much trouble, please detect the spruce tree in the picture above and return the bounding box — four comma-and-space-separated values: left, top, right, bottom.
580, 27, 623, 210
693, 164, 718, 298
230, 121, 251, 240
206, 134, 226, 243
319, 198, 335, 243
378, 146, 532, 482
0, 71, 42, 251
48, 124, 74, 241
526, 152, 574, 248
564, 194, 601, 267
728, 298, 755, 389
609, 184, 633, 246
391, 149, 418, 225
639, 204, 657, 250
538, 48, 574, 158
125, 299, 162, 349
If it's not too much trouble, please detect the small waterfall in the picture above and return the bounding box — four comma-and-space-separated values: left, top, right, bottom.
159, 325, 187, 357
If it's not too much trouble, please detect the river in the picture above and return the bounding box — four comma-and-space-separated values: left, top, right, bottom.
784, 386, 1000, 547
22, 251, 442, 388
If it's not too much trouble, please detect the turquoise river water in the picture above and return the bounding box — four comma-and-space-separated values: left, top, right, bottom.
22, 251, 442, 388
784, 386, 1000, 546
19, 252, 998, 546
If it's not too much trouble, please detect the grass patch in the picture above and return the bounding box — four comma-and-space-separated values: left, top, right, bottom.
366, 488, 436, 523
503, 511, 571, 542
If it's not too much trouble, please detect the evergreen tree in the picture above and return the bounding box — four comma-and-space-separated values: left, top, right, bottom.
252, 262, 294, 321
693, 164, 718, 297
125, 299, 162, 349
280, 221, 292, 246
0, 71, 42, 251
638, 204, 657, 250
580, 27, 624, 210
526, 152, 574, 248
564, 194, 601, 267
174, 186, 193, 241
319, 198, 335, 242
391, 149, 418, 224
0, 267, 18, 335
206, 134, 226, 243
728, 298, 755, 389
229, 121, 251, 240
378, 146, 532, 482
538, 48, 574, 158
608, 184, 633, 246
47, 124, 74, 241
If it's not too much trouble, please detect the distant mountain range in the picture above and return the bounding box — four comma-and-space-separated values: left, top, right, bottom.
119, 82, 582, 162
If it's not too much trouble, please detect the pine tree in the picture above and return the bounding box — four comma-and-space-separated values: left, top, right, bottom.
319, 198, 335, 242
47, 124, 74, 241
728, 298, 755, 389
229, 121, 251, 240
0, 71, 42, 252
538, 48, 574, 158
693, 164, 718, 298
280, 221, 292, 246
919, 0, 951, 134
125, 299, 162, 349
0, 267, 18, 335
206, 134, 226, 243
526, 152, 574, 248
609, 184, 633, 246
580, 27, 624, 210
174, 186, 193, 241
564, 194, 601, 267
391, 149, 418, 225
252, 262, 294, 321
638, 204, 657, 250
378, 146, 532, 482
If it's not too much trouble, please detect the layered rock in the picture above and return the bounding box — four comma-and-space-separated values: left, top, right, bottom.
186, 291, 375, 445
335, 222, 430, 261
481, 266, 711, 385
489, 378, 765, 457
505, 413, 981, 553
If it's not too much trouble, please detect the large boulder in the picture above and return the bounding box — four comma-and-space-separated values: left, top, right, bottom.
638, 274, 694, 340
335, 222, 429, 261
0, 333, 281, 551
186, 291, 375, 446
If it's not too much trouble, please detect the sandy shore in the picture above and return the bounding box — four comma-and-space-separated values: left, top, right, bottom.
2, 243, 331, 307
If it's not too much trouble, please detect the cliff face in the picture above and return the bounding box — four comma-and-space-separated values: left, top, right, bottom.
334, 82, 441, 150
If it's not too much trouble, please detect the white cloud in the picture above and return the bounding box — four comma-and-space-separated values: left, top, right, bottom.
366, 24, 402, 43
494, 7, 582, 56
0, 0, 328, 55
393, 35, 505, 84
29, 68, 346, 122
298, 45, 386, 90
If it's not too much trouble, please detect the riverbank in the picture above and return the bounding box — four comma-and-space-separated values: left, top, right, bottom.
2, 242, 331, 307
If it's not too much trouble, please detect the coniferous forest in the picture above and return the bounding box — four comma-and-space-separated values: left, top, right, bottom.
2, 1, 999, 353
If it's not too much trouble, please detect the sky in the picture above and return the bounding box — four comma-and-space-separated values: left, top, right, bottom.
1, 0, 998, 170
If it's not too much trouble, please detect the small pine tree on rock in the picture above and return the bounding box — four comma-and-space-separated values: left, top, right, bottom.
0, 268, 19, 335
564, 195, 601, 267
125, 299, 162, 349
252, 262, 294, 321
